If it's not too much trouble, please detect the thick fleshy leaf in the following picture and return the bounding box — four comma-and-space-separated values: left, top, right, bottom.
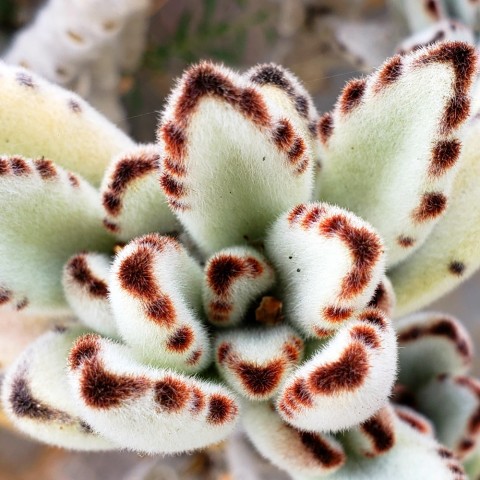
243, 401, 346, 477
109, 234, 210, 373
266, 203, 385, 338
100, 144, 179, 241
215, 326, 303, 400
0, 156, 113, 312
203, 246, 275, 327
63, 252, 117, 337
396, 312, 472, 389
276, 308, 397, 432
390, 117, 480, 316
68, 334, 240, 454
1, 326, 115, 450
317, 42, 477, 267
294, 412, 466, 480
416, 374, 480, 460
0, 62, 134, 186
157, 61, 317, 255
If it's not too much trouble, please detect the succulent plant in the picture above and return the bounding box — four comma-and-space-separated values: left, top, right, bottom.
0, 40, 479, 479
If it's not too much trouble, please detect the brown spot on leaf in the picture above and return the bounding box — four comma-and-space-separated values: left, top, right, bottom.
272, 119, 295, 150
190, 386, 206, 414
118, 247, 157, 300
396, 407, 432, 435
298, 431, 345, 468
339, 79, 367, 115
287, 204, 308, 224
66, 255, 109, 298
318, 113, 334, 144
166, 326, 194, 352
145, 294, 176, 327
350, 325, 381, 349
358, 309, 388, 330
397, 235, 416, 248
323, 306, 353, 323
69, 334, 101, 370
361, 409, 395, 455
154, 377, 189, 412
34, 158, 57, 179
449, 261, 465, 276
206, 394, 237, 425
235, 360, 285, 396
283, 378, 313, 410
68, 173, 80, 188
161, 121, 186, 161
16, 72, 35, 88
287, 137, 306, 165
160, 172, 187, 199
217, 342, 232, 364
10, 157, 31, 176
68, 99, 82, 113
374, 55, 403, 91
429, 139, 461, 177
412, 192, 447, 223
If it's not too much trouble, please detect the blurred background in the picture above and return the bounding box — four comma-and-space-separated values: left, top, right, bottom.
0, 0, 478, 478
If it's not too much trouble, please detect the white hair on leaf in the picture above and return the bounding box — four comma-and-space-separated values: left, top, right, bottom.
276, 308, 397, 433
100, 144, 179, 241
0, 156, 113, 313
1, 326, 116, 450
265, 202, 385, 338
317, 42, 477, 267
215, 326, 304, 400
109, 234, 210, 373
67, 334, 240, 454
157, 61, 317, 255
63, 252, 118, 338
203, 246, 275, 327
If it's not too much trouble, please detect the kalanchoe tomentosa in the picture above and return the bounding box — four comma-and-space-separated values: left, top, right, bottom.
0, 41, 479, 479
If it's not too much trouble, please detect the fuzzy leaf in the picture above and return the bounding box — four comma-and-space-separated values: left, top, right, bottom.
0, 62, 134, 186
203, 246, 275, 327
1, 327, 115, 450
63, 252, 117, 338
100, 144, 179, 241
317, 42, 477, 267
266, 203, 385, 338
390, 117, 480, 316
215, 326, 303, 400
243, 401, 346, 477
157, 61, 317, 255
0, 156, 113, 312
396, 312, 472, 389
109, 234, 210, 373
68, 334, 240, 454
276, 308, 397, 432
367, 276, 396, 318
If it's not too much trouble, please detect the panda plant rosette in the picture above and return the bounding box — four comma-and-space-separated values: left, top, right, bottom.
0, 40, 479, 480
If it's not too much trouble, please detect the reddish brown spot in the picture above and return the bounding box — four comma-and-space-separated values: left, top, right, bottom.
239, 88, 271, 126
374, 55, 403, 91
283, 338, 302, 363
167, 199, 190, 211
145, 295, 176, 327
429, 139, 461, 177
103, 218, 119, 233
283, 378, 314, 410
301, 205, 325, 229
368, 283, 386, 309
272, 119, 295, 150
313, 327, 333, 338
15, 298, 28, 311
0, 158, 10, 175
298, 431, 345, 468
206, 394, 237, 425
458, 438, 475, 454
318, 113, 334, 144
66, 255, 109, 298
358, 309, 387, 330
309, 342, 369, 394
397, 235, 416, 248
468, 405, 480, 436
361, 410, 395, 455
412, 192, 447, 223
187, 349, 202, 366
449, 261, 465, 276
34, 158, 57, 179
425, 0, 440, 18
294, 156, 310, 175
217, 342, 232, 364
10, 157, 31, 176
255, 296, 283, 325
437, 446, 454, 459
161, 121, 186, 161
16, 72, 35, 88
68, 173, 80, 188
79, 359, 150, 409
103, 153, 159, 216
118, 247, 157, 299
287, 137, 306, 165
320, 214, 383, 299
166, 326, 194, 353
287, 204, 308, 224
160, 172, 187, 199
154, 377, 189, 412
235, 360, 285, 396
395, 407, 431, 434
339, 79, 367, 115
190, 387, 206, 414
323, 306, 353, 323
69, 334, 101, 370
163, 156, 187, 177
351, 325, 381, 349
0, 288, 12, 305
209, 300, 233, 314
68, 98, 82, 113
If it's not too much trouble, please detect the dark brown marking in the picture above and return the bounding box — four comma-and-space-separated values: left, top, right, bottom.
15, 298, 28, 311
301, 205, 324, 229
103, 218, 119, 233
283, 378, 313, 410
190, 386, 206, 414
374, 55, 403, 91
449, 261, 465, 276
397, 235, 416, 248
298, 431, 345, 468
319, 214, 383, 299
166, 326, 194, 353
118, 247, 157, 300
145, 295, 176, 327
66, 255, 109, 298
161, 121, 186, 161
69, 334, 101, 370
458, 438, 475, 454
206, 394, 237, 425
412, 192, 447, 223
16, 72, 35, 88
339, 79, 367, 115
10, 157, 31, 176
235, 360, 285, 396
309, 342, 369, 394
323, 306, 353, 323
350, 325, 381, 349
437, 446, 454, 459
287, 137, 306, 165
318, 113, 334, 144
68, 173, 80, 188
154, 377, 189, 412
68, 99, 82, 113
430, 139, 461, 177
217, 342, 232, 364
0, 159, 10, 175
283, 337, 303, 363
313, 327, 333, 338
361, 409, 395, 455
272, 119, 295, 150
187, 349, 202, 366
34, 158, 57, 179
163, 156, 187, 177
160, 172, 187, 199
103, 152, 159, 216
79, 359, 150, 409
395, 407, 431, 435
255, 296, 283, 325
287, 204, 308, 224
358, 309, 387, 330
0, 288, 12, 305
426, 0, 440, 18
